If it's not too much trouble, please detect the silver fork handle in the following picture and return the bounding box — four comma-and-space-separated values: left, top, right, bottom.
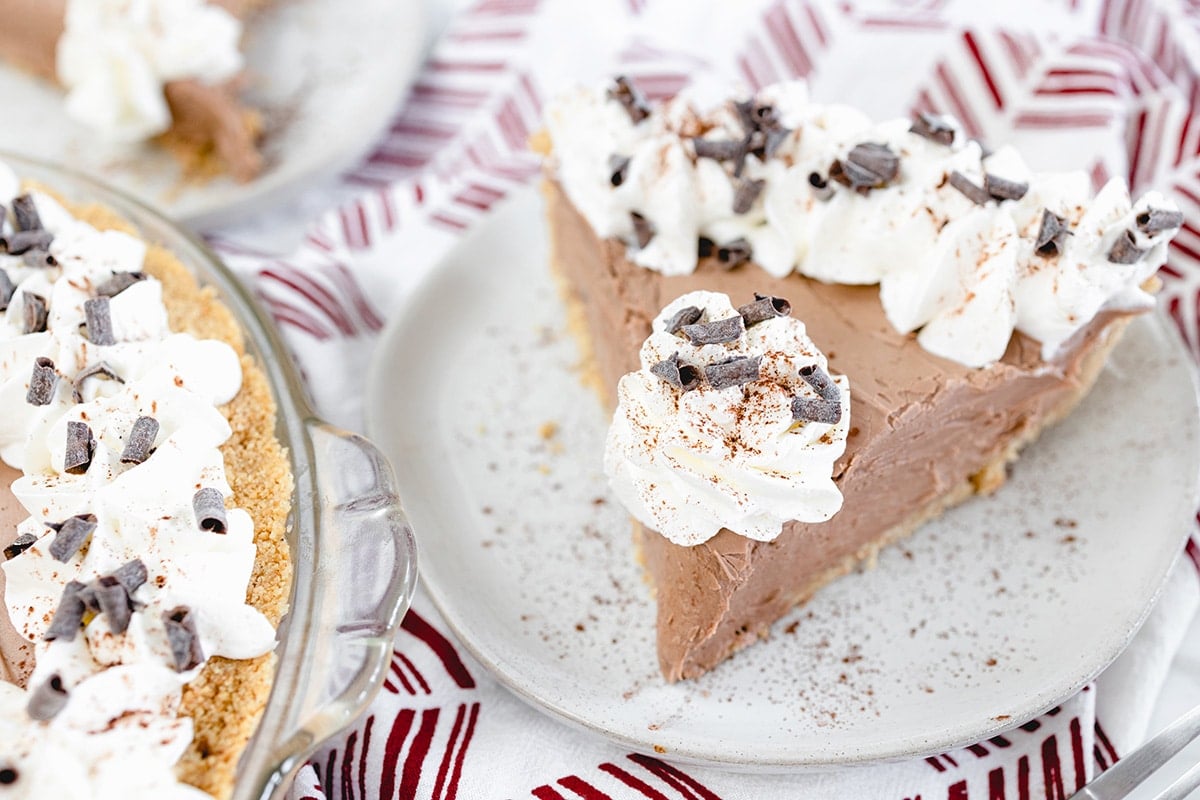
1069, 705, 1200, 800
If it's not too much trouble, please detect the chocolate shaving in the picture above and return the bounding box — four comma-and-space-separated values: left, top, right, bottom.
0, 765, 16, 785
985, 174, 1029, 202
120, 416, 158, 464
26, 674, 68, 721
21, 249, 57, 269
948, 171, 989, 205
11, 194, 42, 232
96, 271, 146, 298
48, 513, 97, 562
26, 357, 57, 406
799, 364, 841, 402
608, 76, 650, 124
0, 269, 12, 311
738, 293, 792, 326
680, 315, 745, 345
92, 576, 133, 634
808, 172, 834, 201
830, 143, 900, 191
3, 533, 36, 560
1, 230, 53, 255
193, 487, 228, 534
791, 396, 843, 425
630, 212, 654, 248
764, 127, 793, 158
664, 305, 702, 334
71, 362, 124, 404
1137, 208, 1184, 235
1108, 230, 1146, 264
163, 606, 204, 672
910, 112, 956, 146
22, 292, 47, 334
692, 138, 745, 162
649, 352, 702, 392
1035, 210, 1070, 257
111, 558, 148, 595
697, 237, 715, 259
716, 238, 753, 270
84, 296, 115, 346
64, 420, 95, 474
732, 178, 766, 214
44, 582, 87, 642
608, 155, 630, 187
704, 355, 761, 390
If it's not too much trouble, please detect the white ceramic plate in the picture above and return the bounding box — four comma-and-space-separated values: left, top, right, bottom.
0, 0, 424, 228
365, 187, 1200, 769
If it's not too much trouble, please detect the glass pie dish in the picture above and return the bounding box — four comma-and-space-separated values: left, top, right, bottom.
0, 153, 419, 799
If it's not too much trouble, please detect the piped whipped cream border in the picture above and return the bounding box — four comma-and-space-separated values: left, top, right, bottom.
544, 79, 1183, 368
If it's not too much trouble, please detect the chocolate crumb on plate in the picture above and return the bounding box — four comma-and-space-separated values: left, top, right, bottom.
704, 355, 761, 390
608, 76, 650, 124
1137, 208, 1184, 235
1035, 210, 1070, 257
22, 292, 48, 334
26, 674, 69, 721
630, 212, 655, 248
664, 305, 702, 334
193, 487, 228, 534
44, 582, 87, 642
948, 171, 989, 205
716, 238, 753, 270
163, 606, 205, 672
681, 315, 745, 345
84, 296, 116, 345
650, 352, 702, 392
48, 513, 98, 563
120, 416, 159, 464
909, 112, 956, 146
738, 293, 791, 326
3, 533, 36, 561
1108, 230, 1146, 264
26, 356, 57, 406
64, 420, 95, 474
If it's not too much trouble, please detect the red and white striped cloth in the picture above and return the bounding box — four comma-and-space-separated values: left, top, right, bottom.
208, 1, 1200, 797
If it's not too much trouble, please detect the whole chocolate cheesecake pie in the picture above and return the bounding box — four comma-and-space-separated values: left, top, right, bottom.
0, 0, 272, 182
0, 162, 291, 796
535, 78, 1182, 682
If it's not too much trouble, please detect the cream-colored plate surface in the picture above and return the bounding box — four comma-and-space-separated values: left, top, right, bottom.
366, 187, 1200, 769
0, 0, 424, 228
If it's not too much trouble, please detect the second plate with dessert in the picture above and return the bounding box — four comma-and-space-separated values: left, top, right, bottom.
366, 186, 1200, 768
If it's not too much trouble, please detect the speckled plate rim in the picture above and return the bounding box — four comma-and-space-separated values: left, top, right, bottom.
365, 186, 1200, 771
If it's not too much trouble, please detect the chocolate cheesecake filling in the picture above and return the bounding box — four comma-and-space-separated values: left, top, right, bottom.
0, 0, 266, 181
544, 179, 1129, 681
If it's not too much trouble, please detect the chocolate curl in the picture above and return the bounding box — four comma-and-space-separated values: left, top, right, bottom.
26, 674, 69, 721
1108, 230, 1146, 264
1035, 210, 1070, 257
1, 230, 53, 255
649, 352, 702, 392
22, 249, 56, 269
92, 576, 133, 634
48, 513, 97, 563
909, 112, 956, 146
704, 355, 761, 390
0, 269, 13, 311
84, 296, 116, 345
71, 362, 124, 404
44, 581, 87, 642
3, 533, 36, 560
608, 155, 631, 188
716, 238, 753, 270
738, 293, 792, 326
764, 127, 793, 159
193, 488, 228, 534
691, 137, 745, 162
96, 271, 146, 298
948, 171, 989, 205
163, 606, 205, 672
26, 357, 57, 406
608, 76, 650, 124
792, 364, 844, 425
799, 364, 841, 402
664, 305, 702, 334
697, 237, 715, 259
120, 416, 158, 464
1137, 208, 1184, 235
985, 174, 1029, 201
808, 172, 834, 201
22, 292, 48, 334
830, 143, 900, 191
681, 315, 745, 345
111, 558, 148, 595
630, 212, 655, 248
64, 420, 95, 474
11, 194, 42, 232
732, 178, 766, 214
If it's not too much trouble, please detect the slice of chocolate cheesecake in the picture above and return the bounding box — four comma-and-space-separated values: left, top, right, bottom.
0, 0, 270, 181
537, 79, 1179, 682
